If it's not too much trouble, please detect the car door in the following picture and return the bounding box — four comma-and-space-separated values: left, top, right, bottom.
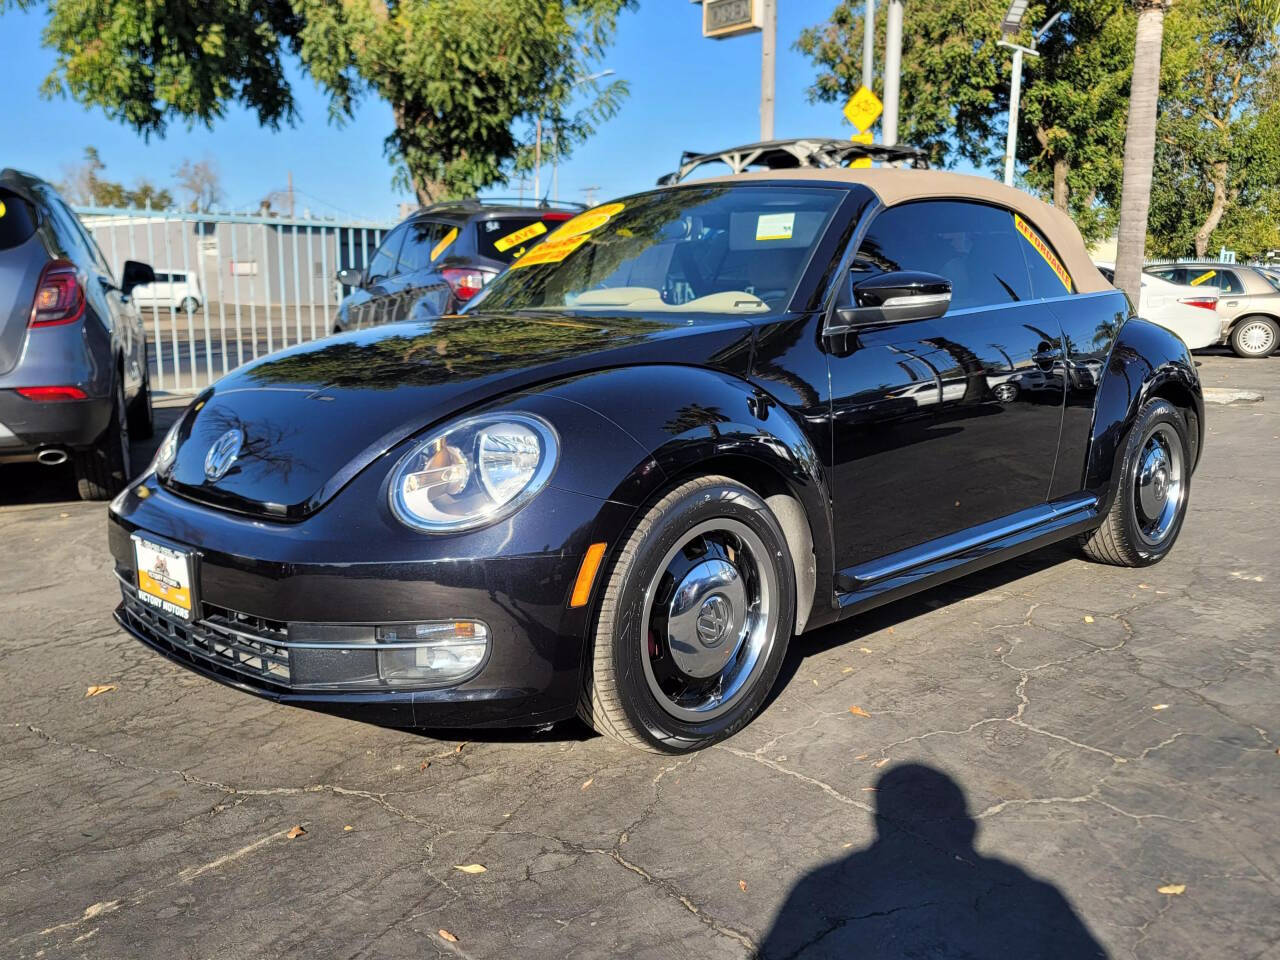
827, 199, 1069, 574
388, 219, 448, 323
349, 223, 408, 329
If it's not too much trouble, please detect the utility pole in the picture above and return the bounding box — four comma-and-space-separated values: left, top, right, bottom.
581, 185, 600, 207
286, 170, 295, 219
862, 0, 875, 91
760, 0, 776, 139
1000, 10, 1060, 187
882, 0, 903, 145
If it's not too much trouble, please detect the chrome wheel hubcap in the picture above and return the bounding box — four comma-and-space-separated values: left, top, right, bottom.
641, 519, 777, 722
1134, 423, 1184, 546
1239, 321, 1276, 355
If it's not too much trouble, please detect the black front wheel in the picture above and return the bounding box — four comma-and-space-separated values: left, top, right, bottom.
1079, 398, 1191, 566
74, 379, 132, 501
579, 476, 796, 752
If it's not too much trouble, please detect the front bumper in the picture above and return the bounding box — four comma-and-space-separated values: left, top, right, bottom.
108, 474, 637, 729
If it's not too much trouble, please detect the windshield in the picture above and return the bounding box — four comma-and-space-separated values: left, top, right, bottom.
468, 185, 843, 316
1257, 268, 1280, 293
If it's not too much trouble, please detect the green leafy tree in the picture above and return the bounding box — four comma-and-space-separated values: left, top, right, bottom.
796, 0, 1132, 241
1146, 0, 1280, 257
17, 0, 632, 204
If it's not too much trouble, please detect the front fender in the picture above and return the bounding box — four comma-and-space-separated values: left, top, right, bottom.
1086, 318, 1204, 502
515, 365, 836, 633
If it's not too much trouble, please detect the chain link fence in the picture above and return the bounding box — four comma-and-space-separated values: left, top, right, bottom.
75, 207, 398, 393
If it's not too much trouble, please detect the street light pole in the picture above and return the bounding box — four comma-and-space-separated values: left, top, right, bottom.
761, 0, 776, 139
1000, 12, 1059, 187
882, 0, 903, 145
862, 0, 875, 91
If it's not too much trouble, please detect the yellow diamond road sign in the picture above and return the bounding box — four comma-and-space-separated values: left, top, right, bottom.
843, 85, 883, 133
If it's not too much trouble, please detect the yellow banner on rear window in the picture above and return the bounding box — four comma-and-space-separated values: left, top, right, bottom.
509, 233, 589, 269
1014, 214, 1072, 293
1189, 270, 1217, 287
431, 227, 458, 262
493, 220, 547, 253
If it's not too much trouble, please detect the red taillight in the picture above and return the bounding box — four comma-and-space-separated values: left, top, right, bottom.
16, 385, 87, 401
29, 259, 86, 327
1179, 297, 1218, 311
541, 212, 574, 222
441, 267, 492, 301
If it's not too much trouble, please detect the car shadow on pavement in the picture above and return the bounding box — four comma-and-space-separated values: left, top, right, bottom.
756, 763, 1107, 959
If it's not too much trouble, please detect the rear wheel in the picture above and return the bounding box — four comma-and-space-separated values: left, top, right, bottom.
1079, 398, 1190, 567
74, 379, 131, 501
579, 476, 795, 752
180, 296, 200, 313
1229, 316, 1278, 358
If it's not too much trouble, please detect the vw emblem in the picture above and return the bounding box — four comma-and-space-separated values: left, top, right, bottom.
204, 429, 243, 481
696, 594, 732, 648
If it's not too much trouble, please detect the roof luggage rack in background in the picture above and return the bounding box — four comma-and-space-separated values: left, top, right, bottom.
656, 137, 930, 186
417, 197, 587, 215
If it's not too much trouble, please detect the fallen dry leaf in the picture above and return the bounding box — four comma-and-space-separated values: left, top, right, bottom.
1157, 883, 1186, 895
84, 685, 116, 698
854, 754, 869, 760
842, 842, 854, 848
812, 679, 819, 686
859, 647, 873, 653
438, 929, 459, 943
286, 825, 306, 839
581, 777, 594, 791
848, 706, 871, 718
738, 880, 747, 892
343, 825, 353, 832
873, 758, 890, 768
1153, 704, 1170, 711
454, 864, 487, 874
1083, 615, 1095, 624
842, 667, 853, 674
455, 742, 467, 753
420, 760, 431, 771
861, 787, 877, 792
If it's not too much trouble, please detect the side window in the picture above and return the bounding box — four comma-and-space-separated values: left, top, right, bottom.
396, 220, 442, 275
1218, 270, 1245, 295
853, 200, 1032, 311
1148, 267, 1179, 283
1012, 214, 1075, 298
366, 224, 407, 281
64, 204, 115, 280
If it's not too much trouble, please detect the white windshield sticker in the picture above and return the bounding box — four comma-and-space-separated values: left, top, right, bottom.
755, 212, 795, 241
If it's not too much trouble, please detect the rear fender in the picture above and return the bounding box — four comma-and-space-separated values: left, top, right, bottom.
1086, 318, 1203, 509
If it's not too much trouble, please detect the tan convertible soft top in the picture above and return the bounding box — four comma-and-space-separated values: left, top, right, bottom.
700, 168, 1110, 294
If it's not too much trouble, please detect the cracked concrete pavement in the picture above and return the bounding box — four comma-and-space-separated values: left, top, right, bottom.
1, 353, 1277, 959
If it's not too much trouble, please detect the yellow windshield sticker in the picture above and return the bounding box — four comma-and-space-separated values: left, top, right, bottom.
0, 200, 6, 218
431, 227, 458, 262
548, 202, 626, 241
756, 212, 795, 241
493, 220, 547, 253
509, 233, 589, 270
1014, 214, 1072, 293
1189, 270, 1217, 287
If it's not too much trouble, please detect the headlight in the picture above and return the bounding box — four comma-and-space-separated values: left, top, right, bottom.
390, 413, 557, 533
150, 419, 181, 475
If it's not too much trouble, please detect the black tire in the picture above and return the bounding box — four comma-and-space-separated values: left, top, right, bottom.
1079, 398, 1190, 567
127, 361, 154, 440
1229, 316, 1279, 358
74, 379, 131, 501
578, 475, 796, 753
180, 297, 200, 313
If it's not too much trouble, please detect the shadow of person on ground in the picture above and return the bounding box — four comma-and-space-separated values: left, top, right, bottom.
758, 764, 1107, 959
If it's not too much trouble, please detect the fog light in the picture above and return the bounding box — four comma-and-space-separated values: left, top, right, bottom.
376, 620, 489, 684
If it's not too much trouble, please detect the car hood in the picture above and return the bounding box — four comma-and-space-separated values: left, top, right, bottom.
160, 311, 754, 519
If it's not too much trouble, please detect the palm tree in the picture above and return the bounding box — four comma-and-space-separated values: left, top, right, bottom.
1113, 0, 1172, 306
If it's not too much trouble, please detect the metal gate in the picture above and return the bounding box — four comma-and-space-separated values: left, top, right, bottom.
75, 207, 397, 393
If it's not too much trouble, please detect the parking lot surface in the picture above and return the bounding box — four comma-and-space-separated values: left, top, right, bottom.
2, 354, 1277, 959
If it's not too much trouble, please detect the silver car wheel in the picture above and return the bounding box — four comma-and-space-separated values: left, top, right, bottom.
640, 518, 778, 722
1236, 319, 1276, 356
1133, 422, 1183, 547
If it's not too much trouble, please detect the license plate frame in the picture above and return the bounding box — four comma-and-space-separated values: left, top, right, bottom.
132, 534, 197, 620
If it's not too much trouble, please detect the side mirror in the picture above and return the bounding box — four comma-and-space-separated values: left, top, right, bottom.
121, 260, 156, 297
337, 267, 365, 288
829, 270, 952, 332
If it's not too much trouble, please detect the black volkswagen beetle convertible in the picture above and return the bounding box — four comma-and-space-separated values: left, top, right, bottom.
109, 170, 1202, 753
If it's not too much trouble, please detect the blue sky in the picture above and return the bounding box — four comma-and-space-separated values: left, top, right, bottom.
3, 2, 910, 221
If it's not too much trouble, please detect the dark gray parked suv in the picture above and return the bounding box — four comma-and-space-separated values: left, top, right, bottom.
0, 169, 154, 499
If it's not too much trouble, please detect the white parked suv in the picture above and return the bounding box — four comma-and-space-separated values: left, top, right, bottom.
129, 270, 203, 312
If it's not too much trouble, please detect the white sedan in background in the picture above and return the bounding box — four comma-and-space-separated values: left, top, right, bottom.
1095, 263, 1221, 349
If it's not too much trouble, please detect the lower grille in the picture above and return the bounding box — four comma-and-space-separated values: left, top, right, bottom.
119, 581, 290, 686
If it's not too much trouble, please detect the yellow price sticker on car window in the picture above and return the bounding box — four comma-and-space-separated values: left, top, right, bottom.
0, 200, 6, 218
756, 212, 795, 241
509, 234, 589, 269
431, 227, 458, 262
1014, 214, 1072, 293
1189, 270, 1217, 287
548, 202, 626, 241
493, 221, 547, 253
